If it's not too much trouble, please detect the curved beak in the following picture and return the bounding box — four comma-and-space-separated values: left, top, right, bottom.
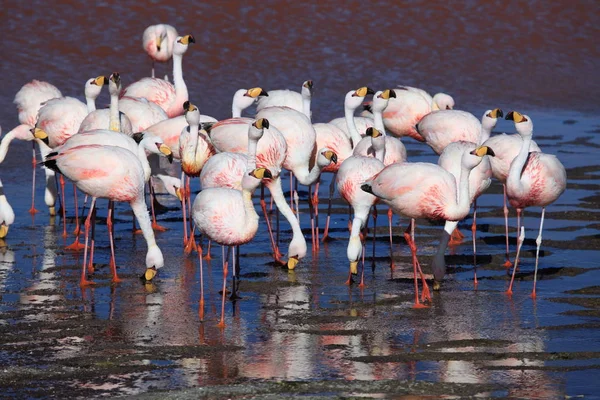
0, 224, 8, 239
174, 187, 183, 202
350, 261, 358, 275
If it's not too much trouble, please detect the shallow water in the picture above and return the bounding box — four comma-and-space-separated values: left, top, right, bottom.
1, 0, 600, 398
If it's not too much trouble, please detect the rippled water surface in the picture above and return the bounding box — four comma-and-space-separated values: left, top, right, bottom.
1, 0, 600, 398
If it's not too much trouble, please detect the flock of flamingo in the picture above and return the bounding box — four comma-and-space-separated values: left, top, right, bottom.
0, 24, 567, 326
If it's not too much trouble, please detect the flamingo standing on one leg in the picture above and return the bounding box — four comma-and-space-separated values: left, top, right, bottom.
192, 167, 272, 327
504, 111, 566, 298
42, 145, 165, 287
361, 145, 495, 306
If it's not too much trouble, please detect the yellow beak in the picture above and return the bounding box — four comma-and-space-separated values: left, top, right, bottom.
287, 256, 299, 270
350, 261, 358, 275
0, 225, 8, 239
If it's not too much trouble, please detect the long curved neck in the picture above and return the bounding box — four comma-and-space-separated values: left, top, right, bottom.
109, 92, 120, 132
247, 137, 258, 169
136, 141, 152, 181
266, 176, 305, 247
444, 165, 473, 221
130, 196, 157, 249
507, 134, 532, 195
479, 124, 492, 145
0, 129, 17, 163
232, 103, 242, 118
172, 53, 188, 108
295, 160, 323, 186
241, 186, 260, 229
373, 108, 386, 135
302, 97, 311, 122
86, 97, 96, 112
345, 106, 362, 148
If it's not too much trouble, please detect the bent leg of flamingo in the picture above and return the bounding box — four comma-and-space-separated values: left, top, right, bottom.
507, 226, 525, 295
531, 208, 546, 299
107, 201, 122, 283
371, 205, 377, 271
313, 181, 320, 250
66, 186, 86, 250
308, 185, 316, 252
502, 184, 513, 268
87, 206, 97, 274
260, 185, 283, 264
80, 198, 97, 287
59, 176, 68, 238
405, 220, 428, 308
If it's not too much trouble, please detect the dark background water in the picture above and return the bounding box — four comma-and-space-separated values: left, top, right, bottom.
1, 0, 600, 398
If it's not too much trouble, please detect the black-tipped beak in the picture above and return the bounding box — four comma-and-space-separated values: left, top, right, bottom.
263, 169, 273, 179
505, 111, 514, 120
263, 119, 270, 129
366, 87, 375, 95
260, 89, 268, 97
389, 90, 397, 98
331, 153, 338, 164
167, 153, 173, 163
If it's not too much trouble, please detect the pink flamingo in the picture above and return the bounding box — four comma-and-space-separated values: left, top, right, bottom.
504, 111, 566, 298
0, 178, 15, 239
336, 127, 386, 286
379, 86, 454, 142
142, 24, 178, 78
192, 167, 272, 326
361, 145, 495, 307
482, 118, 541, 268
1, 79, 62, 215
121, 35, 195, 117
48, 129, 173, 252
118, 96, 168, 132
328, 86, 375, 143
178, 102, 216, 247
42, 144, 164, 287
435, 109, 502, 282
208, 117, 306, 268
416, 109, 483, 155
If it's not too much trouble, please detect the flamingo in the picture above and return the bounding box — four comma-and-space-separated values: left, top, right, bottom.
118, 96, 168, 132
377, 86, 454, 142
179, 101, 216, 246
121, 34, 195, 117
504, 111, 566, 298
256, 80, 313, 120
336, 127, 385, 286
0, 178, 15, 239
79, 73, 133, 134
434, 109, 502, 282
35, 128, 173, 249
192, 167, 272, 326
482, 119, 541, 267
42, 144, 165, 287
32, 93, 89, 221
207, 117, 304, 267
415, 109, 482, 155
353, 89, 407, 265
361, 145, 495, 307
142, 24, 178, 79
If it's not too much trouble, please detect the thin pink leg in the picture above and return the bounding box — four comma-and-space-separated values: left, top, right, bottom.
107, 201, 122, 283
322, 174, 335, 242
260, 185, 283, 264
503, 184, 513, 268
29, 144, 39, 215
507, 225, 525, 295
60, 176, 68, 237
198, 242, 205, 321
404, 220, 427, 308
80, 198, 97, 287
217, 246, 231, 328
531, 208, 545, 299
388, 208, 395, 269
472, 200, 478, 286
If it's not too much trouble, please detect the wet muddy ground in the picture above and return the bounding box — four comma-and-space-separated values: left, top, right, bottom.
1, 1, 600, 398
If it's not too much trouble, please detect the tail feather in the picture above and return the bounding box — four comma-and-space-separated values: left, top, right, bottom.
41, 151, 61, 174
